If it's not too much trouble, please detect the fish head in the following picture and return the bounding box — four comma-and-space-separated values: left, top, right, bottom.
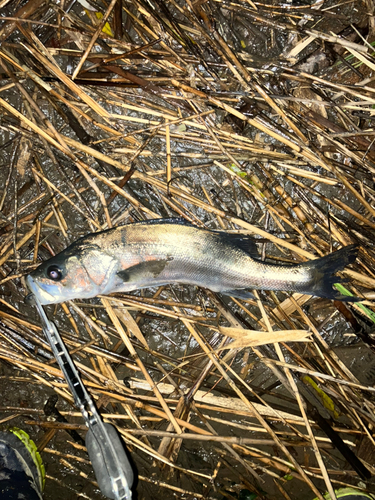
25, 243, 119, 305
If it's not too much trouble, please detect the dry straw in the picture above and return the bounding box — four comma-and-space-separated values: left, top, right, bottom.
0, 0, 374, 499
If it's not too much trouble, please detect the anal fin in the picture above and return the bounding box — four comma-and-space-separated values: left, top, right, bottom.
221, 289, 255, 300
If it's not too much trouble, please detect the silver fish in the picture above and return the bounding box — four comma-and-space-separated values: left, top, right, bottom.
25, 218, 359, 305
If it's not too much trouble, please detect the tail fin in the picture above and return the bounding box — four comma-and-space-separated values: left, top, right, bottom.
305, 244, 360, 302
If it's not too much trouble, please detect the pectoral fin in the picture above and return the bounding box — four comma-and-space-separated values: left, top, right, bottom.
117, 257, 173, 283
221, 289, 255, 300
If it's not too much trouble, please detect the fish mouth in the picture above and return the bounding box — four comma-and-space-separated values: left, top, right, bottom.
25, 275, 60, 305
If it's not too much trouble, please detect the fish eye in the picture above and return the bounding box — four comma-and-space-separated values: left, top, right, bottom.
46, 265, 63, 281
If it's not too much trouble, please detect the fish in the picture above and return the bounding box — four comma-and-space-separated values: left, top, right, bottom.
25, 218, 360, 305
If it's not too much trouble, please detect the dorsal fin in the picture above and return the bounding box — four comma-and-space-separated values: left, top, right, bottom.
121, 218, 260, 258
216, 232, 260, 259
132, 217, 195, 226
135, 220, 261, 258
